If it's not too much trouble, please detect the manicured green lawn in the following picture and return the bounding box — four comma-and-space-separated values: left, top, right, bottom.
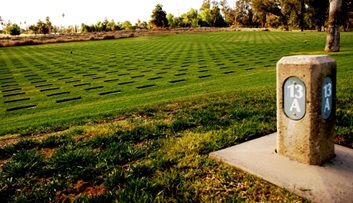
1, 31, 353, 202
0, 31, 339, 135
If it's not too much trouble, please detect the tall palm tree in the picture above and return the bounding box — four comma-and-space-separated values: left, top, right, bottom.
46, 16, 52, 34
62, 13, 65, 33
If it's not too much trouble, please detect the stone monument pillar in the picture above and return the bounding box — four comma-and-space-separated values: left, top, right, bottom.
277, 55, 336, 165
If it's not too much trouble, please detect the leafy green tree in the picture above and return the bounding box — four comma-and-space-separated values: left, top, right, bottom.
211, 7, 225, 26
52, 26, 59, 34
150, 4, 169, 28
101, 18, 111, 31
220, 0, 237, 25
340, 0, 353, 30
173, 16, 184, 27
95, 21, 104, 32
37, 20, 49, 34
199, 0, 212, 26
81, 23, 90, 32
121, 21, 133, 30
107, 19, 119, 31
234, 0, 255, 26
279, 0, 307, 31
306, 0, 329, 31
198, 1, 228, 27
8, 23, 21, 35
28, 24, 39, 35
167, 14, 177, 28
181, 8, 200, 27
252, 0, 289, 30
135, 20, 148, 29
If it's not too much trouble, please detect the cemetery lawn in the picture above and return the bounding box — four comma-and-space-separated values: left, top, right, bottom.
0, 31, 353, 202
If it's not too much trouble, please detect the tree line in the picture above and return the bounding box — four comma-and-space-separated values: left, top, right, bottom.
228, 0, 352, 32
1, 0, 352, 36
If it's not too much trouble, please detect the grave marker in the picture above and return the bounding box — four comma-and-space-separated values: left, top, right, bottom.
56, 96, 82, 103
6, 104, 37, 112
84, 86, 104, 91
5, 98, 30, 103
277, 55, 336, 165
136, 84, 155, 89
199, 75, 211, 79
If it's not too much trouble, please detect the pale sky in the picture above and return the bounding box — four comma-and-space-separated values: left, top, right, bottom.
1, 0, 236, 27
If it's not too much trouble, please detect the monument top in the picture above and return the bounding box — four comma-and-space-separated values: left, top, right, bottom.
277, 55, 335, 65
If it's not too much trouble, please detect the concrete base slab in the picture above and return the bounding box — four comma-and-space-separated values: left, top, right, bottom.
209, 133, 353, 203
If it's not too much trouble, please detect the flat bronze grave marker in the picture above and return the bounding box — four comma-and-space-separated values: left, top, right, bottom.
58, 77, 73, 81
6, 104, 37, 112
56, 97, 82, 103
169, 79, 186, 84
118, 73, 129, 76
136, 84, 155, 89
3, 92, 25, 97
47, 92, 70, 97
1, 84, 19, 88
118, 81, 135, 85
174, 73, 186, 76
131, 75, 145, 79
47, 72, 60, 75
92, 76, 106, 80
1, 88, 21, 93
83, 74, 97, 77
24, 74, 38, 77
104, 78, 119, 83
224, 71, 234, 74
148, 77, 162, 80
4, 98, 30, 103
198, 75, 211, 78
84, 86, 104, 91
99, 90, 121, 96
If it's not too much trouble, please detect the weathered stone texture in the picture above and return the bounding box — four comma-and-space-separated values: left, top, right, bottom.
277, 55, 336, 165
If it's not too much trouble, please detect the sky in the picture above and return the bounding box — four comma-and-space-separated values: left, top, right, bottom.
1, 0, 236, 28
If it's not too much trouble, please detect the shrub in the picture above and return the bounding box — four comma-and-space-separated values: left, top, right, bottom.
9, 24, 21, 36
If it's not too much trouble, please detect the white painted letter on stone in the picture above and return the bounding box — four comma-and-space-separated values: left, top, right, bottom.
284, 77, 306, 120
